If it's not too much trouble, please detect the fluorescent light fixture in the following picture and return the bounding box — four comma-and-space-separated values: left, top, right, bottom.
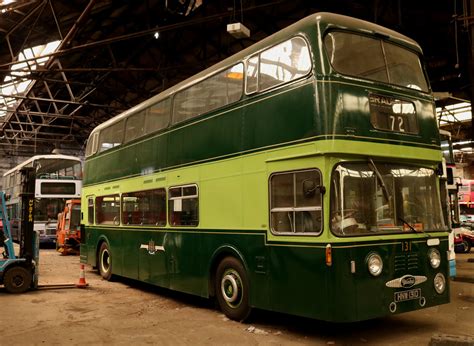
227, 22, 250, 38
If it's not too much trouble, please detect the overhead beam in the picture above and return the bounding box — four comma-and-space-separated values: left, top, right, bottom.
2, 121, 74, 129
0, 93, 120, 108
2, 128, 77, 137
0, 1, 283, 69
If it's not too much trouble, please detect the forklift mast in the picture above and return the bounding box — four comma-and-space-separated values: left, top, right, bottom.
1, 191, 15, 259
19, 167, 36, 261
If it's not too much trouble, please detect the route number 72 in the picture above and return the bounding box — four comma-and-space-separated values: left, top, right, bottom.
389, 115, 405, 132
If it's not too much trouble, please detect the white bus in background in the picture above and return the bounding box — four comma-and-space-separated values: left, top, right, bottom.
440, 129, 458, 277
2, 154, 82, 246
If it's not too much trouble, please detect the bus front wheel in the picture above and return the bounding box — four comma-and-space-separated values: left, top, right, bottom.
98, 242, 113, 280
215, 257, 251, 321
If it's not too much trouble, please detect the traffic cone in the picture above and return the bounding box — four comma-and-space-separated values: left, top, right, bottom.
76, 264, 89, 288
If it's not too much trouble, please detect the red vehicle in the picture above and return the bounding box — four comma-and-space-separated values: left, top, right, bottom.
458, 179, 474, 209
56, 199, 81, 255
454, 228, 474, 253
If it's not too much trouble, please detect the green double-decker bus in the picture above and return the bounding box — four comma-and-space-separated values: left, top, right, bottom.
80, 12, 450, 322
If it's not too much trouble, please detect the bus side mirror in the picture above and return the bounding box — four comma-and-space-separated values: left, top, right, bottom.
302, 180, 326, 197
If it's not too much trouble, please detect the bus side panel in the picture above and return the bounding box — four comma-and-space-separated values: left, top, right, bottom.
84, 133, 168, 186
268, 245, 331, 320
121, 228, 141, 281
83, 81, 317, 187
165, 231, 202, 295
136, 230, 169, 287
167, 107, 243, 167
242, 81, 316, 151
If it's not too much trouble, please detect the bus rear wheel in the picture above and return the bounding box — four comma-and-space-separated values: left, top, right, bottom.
4, 266, 32, 294
215, 257, 251, 321
98, 242, 113, 280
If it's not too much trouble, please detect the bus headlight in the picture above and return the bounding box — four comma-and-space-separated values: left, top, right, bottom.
428, 248, 441, 269
367, 253, 383, 276
434, 273, 446, 294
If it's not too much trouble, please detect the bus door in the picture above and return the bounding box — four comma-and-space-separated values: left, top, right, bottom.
121, 188, 168, 286
165, 184, 201, 295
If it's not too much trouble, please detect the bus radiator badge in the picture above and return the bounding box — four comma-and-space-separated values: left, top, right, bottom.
385, 275, 427, 288
140, 240, 165, 255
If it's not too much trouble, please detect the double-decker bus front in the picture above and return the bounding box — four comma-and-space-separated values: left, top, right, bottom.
33, 156, 82, 245
316, 16, 450, 321
3, 155, 82, 245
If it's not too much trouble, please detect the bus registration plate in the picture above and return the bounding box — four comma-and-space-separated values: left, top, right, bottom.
394, 288, 421, 302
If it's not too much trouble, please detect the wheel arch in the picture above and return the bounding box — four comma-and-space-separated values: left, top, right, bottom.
95, 235, 111, 268
208, 244, 249, 298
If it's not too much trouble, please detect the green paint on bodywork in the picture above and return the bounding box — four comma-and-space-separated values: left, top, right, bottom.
81, 13, 448, 322
81, 140, 449, 322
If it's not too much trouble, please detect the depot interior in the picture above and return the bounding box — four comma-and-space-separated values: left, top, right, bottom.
1, 0, 474, 192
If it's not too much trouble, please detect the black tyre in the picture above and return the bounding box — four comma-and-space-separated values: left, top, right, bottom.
215, 257, 251, 321
98, 242, 113, 280
4, 266, 32, 294
462, 240, 471, 253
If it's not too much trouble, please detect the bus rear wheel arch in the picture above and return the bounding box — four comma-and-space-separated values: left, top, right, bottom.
215, 256, 251, 321
97, 242, 113, 281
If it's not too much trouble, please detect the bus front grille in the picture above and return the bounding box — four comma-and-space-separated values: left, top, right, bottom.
394, 254, 419, 272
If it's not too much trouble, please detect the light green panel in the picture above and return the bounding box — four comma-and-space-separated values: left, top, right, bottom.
200, 156, 243, 181
242, 152, 267, 174
166, 166, 201, 187
200, 174, 243, 229
241, 170, 267, 230
117, 175, 166, 193
82, 139, 443, 242
198, 155, 268, 231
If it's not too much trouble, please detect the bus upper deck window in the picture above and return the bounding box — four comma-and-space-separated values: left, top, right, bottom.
259, 37, 311, 91
246, 55, 259, 94
324, 31, 429, 92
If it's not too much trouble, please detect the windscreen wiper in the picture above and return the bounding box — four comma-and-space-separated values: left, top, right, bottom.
369, 158, 390, 203
398, 217, 431, 238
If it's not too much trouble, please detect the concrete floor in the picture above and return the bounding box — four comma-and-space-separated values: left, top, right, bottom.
0, 249, 473, 345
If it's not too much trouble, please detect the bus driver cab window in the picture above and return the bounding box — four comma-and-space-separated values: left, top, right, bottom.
270, 169, 323, 234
